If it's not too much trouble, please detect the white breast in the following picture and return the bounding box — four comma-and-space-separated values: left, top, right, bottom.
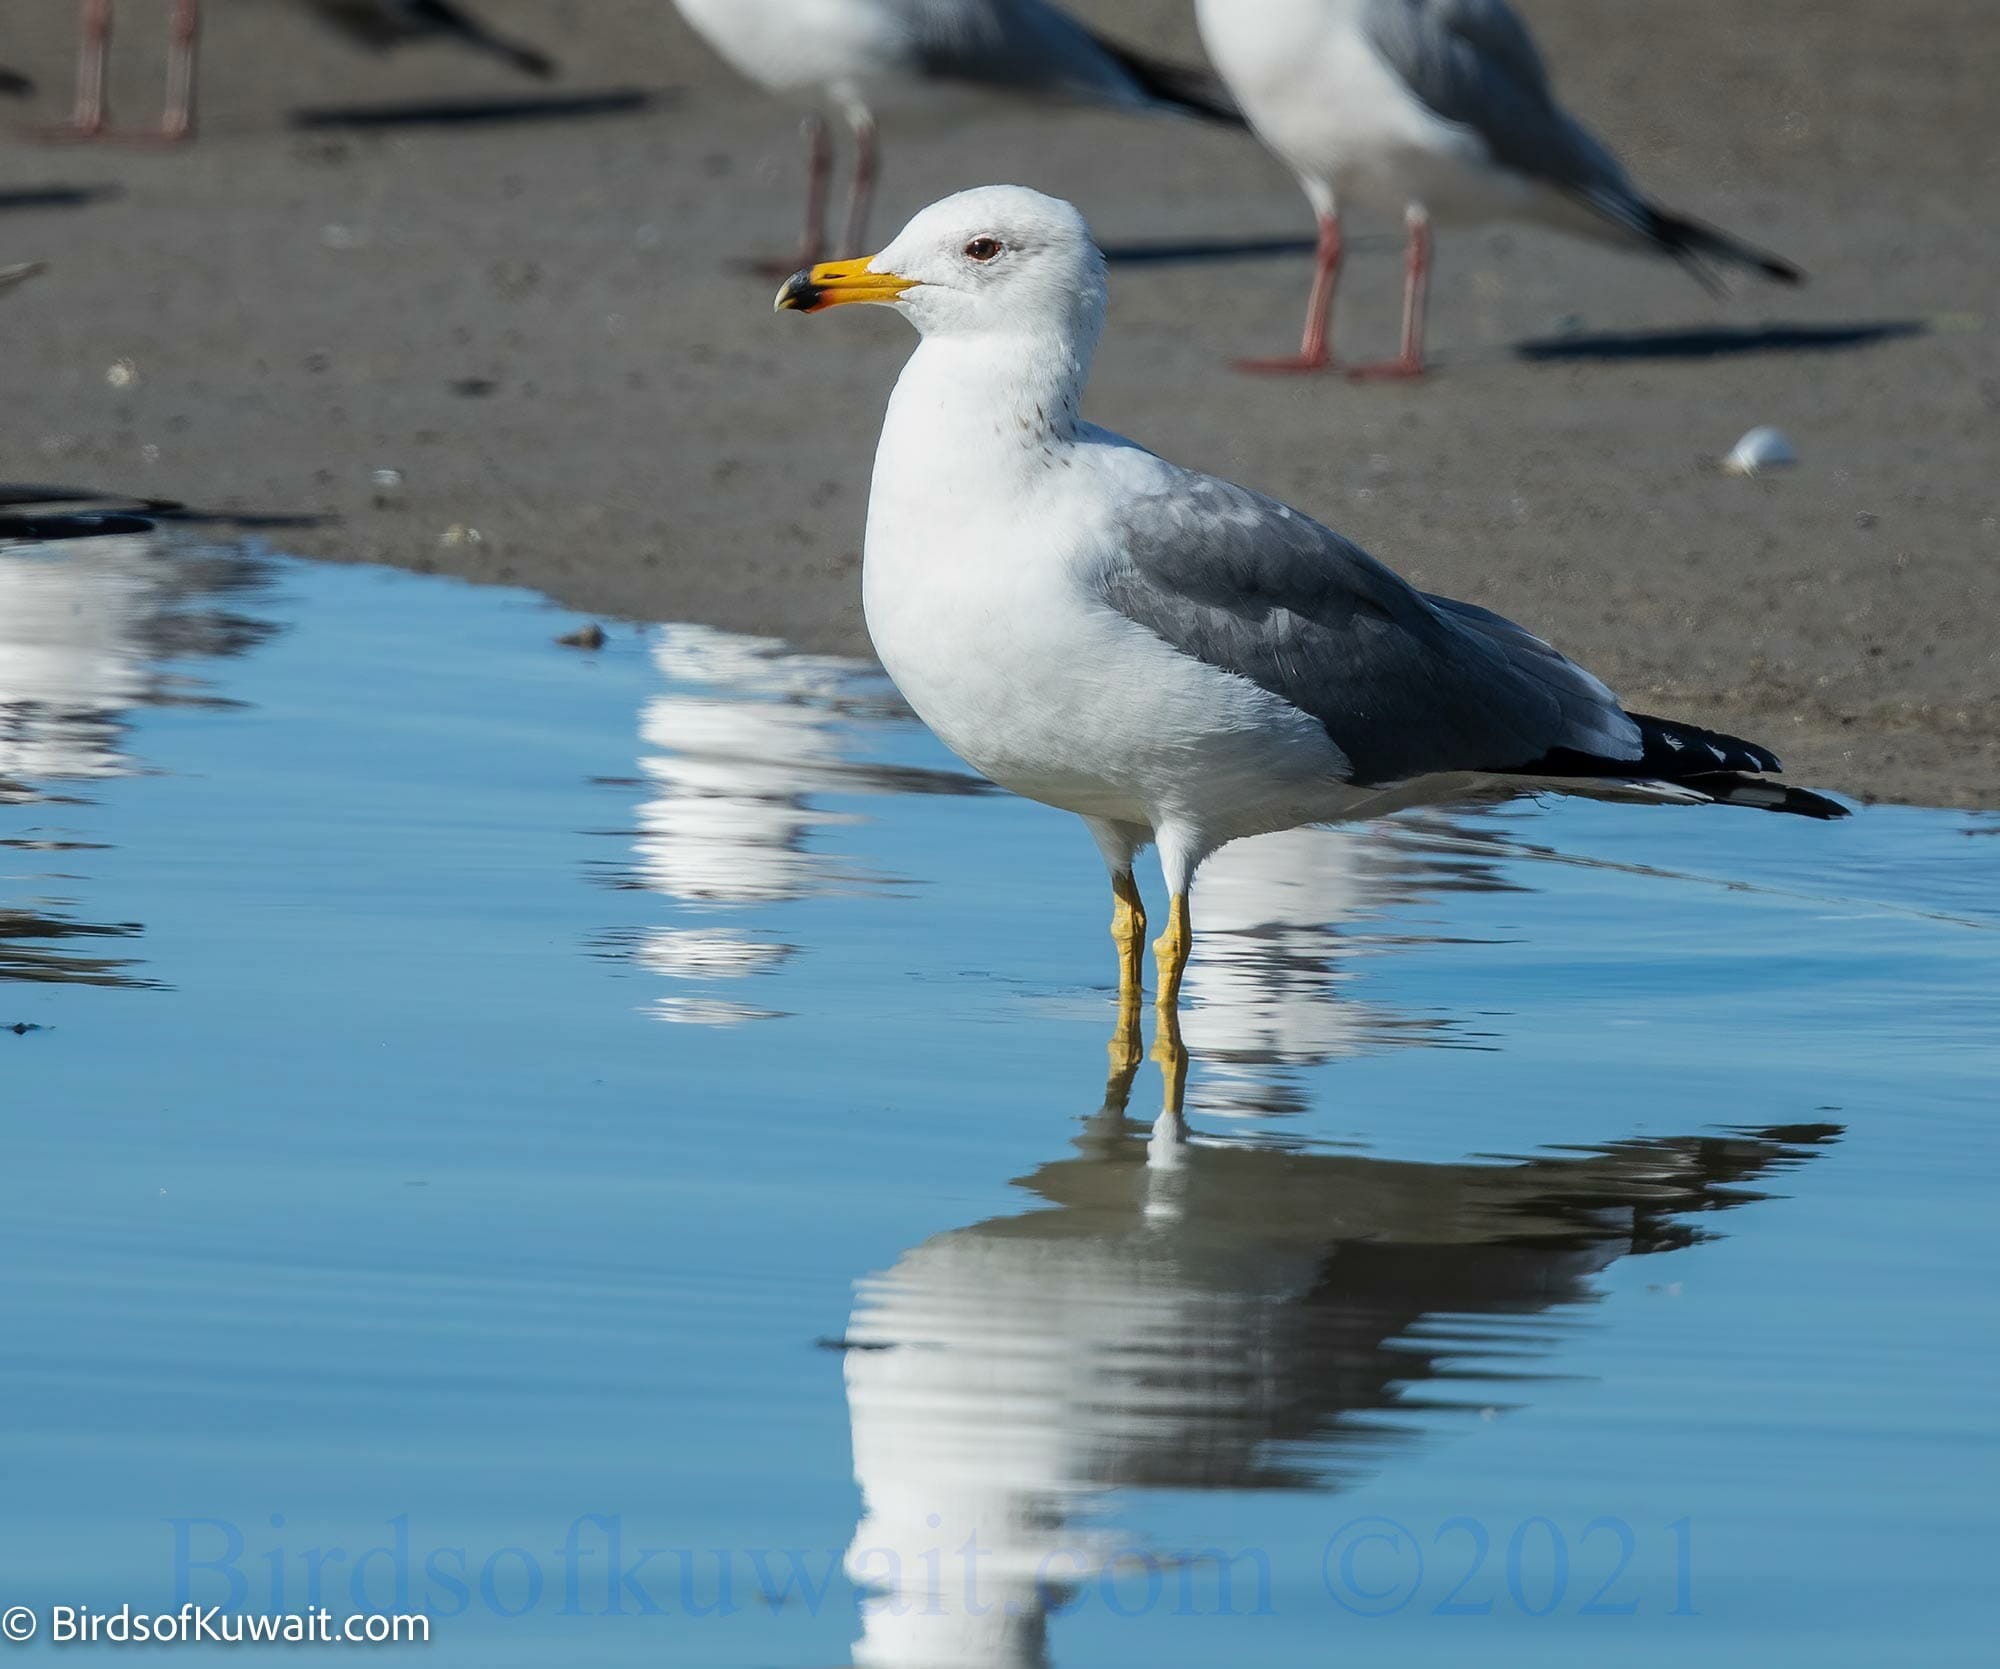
861, 409, 1346, 844
1195, 0, 1511, 218
673, 0, 911, 99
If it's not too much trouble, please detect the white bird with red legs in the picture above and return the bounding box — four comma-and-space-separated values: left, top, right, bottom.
1194, 0, 1802, 376
674, 0, 1245, 272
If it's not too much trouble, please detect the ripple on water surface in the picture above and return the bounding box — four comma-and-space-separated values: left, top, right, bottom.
3, 536, 1996, 1668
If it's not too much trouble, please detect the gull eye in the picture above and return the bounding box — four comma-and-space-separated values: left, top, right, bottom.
962, 237, 1003, 263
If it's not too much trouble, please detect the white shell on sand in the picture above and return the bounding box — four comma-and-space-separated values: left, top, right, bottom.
1722, 426, 1799, 476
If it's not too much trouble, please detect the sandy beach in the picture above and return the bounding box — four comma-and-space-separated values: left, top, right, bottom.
3, 0, 1994, 805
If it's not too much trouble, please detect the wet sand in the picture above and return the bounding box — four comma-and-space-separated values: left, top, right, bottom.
2, 0, 1994, 805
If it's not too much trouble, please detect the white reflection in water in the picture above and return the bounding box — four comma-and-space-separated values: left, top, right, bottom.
841, 1108, 1835, 1667
624, 625, 979, 1022
637, 626, 870, 910
629, 627, 872, 1020
0, 536, 269, 786
0, 534, 274, 986
1181, 822, 1482, 1114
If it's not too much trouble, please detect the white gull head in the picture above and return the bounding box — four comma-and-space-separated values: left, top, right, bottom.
780, 184, 1107, 354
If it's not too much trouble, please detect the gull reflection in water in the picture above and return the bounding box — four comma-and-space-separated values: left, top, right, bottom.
840, 1059, 1835, 1668
0, 533, 275, 987
1180, 819, 1518, 1114
0, 534, 272, 791
619, 626, 983, 1024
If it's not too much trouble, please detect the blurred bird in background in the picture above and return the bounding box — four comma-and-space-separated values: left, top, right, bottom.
41, 0, 555, 142
673, 0, 1245, 270
45, 0, 200, 140
300, 0, 556, 80
1195, 0, 1802, 375
0, 65, 34, 98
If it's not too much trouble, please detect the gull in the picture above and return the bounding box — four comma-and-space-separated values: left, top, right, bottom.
775, 185, 1843, 1049
1193, 0, 1803, 375
673, 0, 1243, 270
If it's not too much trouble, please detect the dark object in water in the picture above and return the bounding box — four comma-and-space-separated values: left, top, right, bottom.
556, 623, 608, 651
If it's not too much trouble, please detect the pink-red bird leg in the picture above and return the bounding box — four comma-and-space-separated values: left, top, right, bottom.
1349, 208, 1433, 381
1234, 211, 1343, 374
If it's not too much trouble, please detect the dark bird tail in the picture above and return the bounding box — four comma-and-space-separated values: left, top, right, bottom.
412, 0, 557, 78
1084, 30, 1247, 126
1671, 771, 1848, 820
1514, 712, 1847, 820
1641, 202, 1804, 289
0, 66, 34, 98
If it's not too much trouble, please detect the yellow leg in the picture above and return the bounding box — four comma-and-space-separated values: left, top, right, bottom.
1110, 871, 1147, 1004
1105, 990, 1143, 1108
1152, 998, 1188, 1115
1151, 892, 1192, 1014
1149, 891, 1192, 1109
1106, 872, 1149, 1089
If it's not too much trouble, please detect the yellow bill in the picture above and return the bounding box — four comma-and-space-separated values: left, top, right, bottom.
773, 257, 916, 314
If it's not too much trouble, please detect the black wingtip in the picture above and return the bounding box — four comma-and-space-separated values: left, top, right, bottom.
505, 45, 559, 80
1747, 248, 1806, 287
1627, 716, 1849, 819
1644, 204, 1805, 288
1678, 772, 1850, 820
1083, 29, 1248, 127
1503, 712, 1846, 820
1628, 712, 1783, 777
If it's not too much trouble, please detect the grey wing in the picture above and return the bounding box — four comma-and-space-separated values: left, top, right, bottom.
1093, 470, 1643, 787
1363, 0, 1642, 217
305, 0, 409, 47
899, 0, 1158, 109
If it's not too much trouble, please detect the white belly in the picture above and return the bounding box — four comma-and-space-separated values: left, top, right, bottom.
674, 0, 908, 98
1197, 0, 1525, 220
862, 519, 1351, 844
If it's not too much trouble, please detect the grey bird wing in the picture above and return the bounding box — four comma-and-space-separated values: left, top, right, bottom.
1092, 467, 1645, 787
1366, 0, 1803, 284
901, 0, 1239, 118
1363, 0, 1640, 220
305, 0, 557, 75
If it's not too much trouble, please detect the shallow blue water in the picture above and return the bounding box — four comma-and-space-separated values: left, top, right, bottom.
3, 538, 1996, 1665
